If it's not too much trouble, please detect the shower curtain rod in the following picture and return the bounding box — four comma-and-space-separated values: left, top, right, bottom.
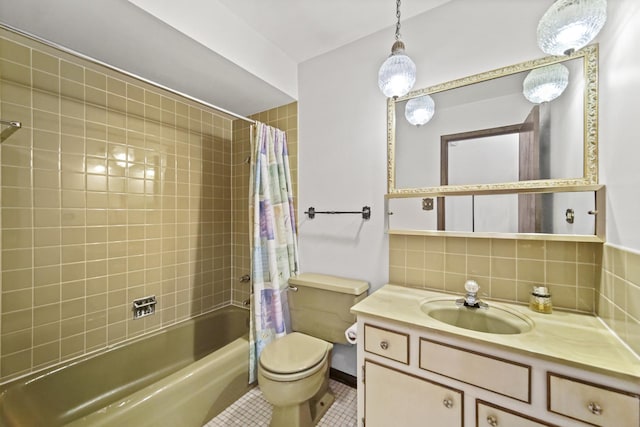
0, 22, 256, 125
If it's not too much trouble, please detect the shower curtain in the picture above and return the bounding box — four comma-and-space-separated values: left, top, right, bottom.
248, 122, 299, 383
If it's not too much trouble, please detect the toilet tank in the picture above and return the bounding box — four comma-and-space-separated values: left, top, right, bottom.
288, 273, 369, 344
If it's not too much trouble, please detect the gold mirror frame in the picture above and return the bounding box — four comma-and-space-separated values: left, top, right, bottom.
387, 44, 598, 197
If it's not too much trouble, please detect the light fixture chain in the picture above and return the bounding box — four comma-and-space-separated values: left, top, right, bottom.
395, 0, 401, 40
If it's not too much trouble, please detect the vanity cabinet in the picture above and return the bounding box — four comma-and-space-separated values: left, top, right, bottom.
364, 360, 463, 427
357, 317, 640, 427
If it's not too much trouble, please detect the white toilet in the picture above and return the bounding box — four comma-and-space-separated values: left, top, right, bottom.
257, 273, 369, 427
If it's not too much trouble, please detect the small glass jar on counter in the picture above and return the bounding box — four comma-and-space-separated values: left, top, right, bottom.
529, 286, 552, 314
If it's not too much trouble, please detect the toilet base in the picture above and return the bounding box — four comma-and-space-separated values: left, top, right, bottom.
311, 387, 335, 424
269, 386, 335, 427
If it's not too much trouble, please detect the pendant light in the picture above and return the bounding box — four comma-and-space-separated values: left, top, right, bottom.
378, 0, 416, 99
405, 95, 435, 126
537, 0, 607, 56
522, 63, 570, 104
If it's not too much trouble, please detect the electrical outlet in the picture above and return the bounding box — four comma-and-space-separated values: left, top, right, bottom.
422, 198, 434, 211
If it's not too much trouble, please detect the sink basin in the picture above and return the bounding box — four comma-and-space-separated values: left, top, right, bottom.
420, 299, 533, 335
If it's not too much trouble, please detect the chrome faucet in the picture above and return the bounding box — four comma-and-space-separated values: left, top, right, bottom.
456, 280, 488, 309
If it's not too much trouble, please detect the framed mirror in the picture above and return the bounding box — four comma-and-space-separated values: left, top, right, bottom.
387, 45, 598, 196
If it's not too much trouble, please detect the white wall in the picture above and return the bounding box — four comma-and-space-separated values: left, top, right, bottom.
298, 0, 640, 375
598, 0, 640, 249
298, 0, 547, 375
297, 33, 388, 374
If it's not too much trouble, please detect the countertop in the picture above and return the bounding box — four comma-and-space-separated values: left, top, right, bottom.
351, 284, 640, 383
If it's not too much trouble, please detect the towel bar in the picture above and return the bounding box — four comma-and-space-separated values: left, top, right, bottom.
305, 206, 371, 220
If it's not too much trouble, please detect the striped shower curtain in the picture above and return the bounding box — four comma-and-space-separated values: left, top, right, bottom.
248, 122, 299, 383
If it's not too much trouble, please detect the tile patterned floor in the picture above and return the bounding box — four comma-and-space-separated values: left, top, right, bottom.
204, 379, 357, 426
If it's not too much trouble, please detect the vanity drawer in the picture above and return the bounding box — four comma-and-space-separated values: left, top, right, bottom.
548, 373, 640, 427
477, 400, 557, 427
364, 324, 409, 364
420, 338, 530, 402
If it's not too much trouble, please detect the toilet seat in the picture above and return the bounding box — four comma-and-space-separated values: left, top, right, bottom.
259, 332, 331, 382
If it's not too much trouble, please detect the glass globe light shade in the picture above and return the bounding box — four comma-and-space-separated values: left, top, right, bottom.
523, 63, 570, 104
378, 41, 416, 98
537, 0, 607, 56
405, 95, 435, 126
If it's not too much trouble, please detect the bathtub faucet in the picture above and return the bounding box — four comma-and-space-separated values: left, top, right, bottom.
239, 274, 251, 283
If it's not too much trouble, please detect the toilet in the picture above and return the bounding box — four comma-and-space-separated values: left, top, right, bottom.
257, 273, 369, 427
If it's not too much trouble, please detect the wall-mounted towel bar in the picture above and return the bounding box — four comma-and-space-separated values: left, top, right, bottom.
305, 206, 371, 220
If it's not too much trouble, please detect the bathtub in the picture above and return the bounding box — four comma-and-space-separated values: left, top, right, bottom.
0, 306, 252, 427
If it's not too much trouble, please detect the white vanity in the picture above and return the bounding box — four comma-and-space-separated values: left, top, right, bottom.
352, 285, 640, 427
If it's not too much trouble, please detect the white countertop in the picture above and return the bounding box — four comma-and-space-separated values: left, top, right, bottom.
351, 284, 640, 383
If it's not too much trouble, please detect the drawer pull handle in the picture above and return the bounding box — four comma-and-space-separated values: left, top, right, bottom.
486, 415, 498, 426
379, 340, 389, 350
442, 398, 453, 409
588, 402, 602, 415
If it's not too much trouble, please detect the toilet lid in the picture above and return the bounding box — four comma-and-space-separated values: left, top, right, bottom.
260, 332, 330, 374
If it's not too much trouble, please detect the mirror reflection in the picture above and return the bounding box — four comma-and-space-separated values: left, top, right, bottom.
387, 191, 597, 236
388, 46, 598, 194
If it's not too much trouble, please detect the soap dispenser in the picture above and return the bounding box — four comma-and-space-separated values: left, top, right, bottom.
529, 286, 552, 314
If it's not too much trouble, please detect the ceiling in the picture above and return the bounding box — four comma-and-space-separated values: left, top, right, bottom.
0, 0, 451, 117
209, 0, 452, 64
126, 0, 452, 114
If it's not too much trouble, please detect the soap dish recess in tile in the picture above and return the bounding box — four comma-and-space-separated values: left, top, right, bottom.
132, 295, 157, 319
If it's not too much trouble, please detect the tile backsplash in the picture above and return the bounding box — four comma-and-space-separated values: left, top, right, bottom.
0, 28, 234, 381
389, 234, 602, 313
599, 244, 640, 356
389, 233, 640, 356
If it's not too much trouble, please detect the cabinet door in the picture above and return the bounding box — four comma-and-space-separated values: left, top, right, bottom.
364, 360, 463, 427
477, 400, 557, 427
